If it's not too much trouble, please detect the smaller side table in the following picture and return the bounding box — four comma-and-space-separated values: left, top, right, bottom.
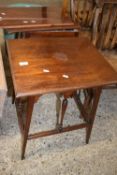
0, 6, 79, 32
7, 37, 117, 159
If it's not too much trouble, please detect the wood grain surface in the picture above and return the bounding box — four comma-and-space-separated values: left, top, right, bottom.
0, 6, 75, 30
7, 37, 117, 98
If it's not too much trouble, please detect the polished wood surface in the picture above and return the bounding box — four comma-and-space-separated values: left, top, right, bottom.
7, 37, 117, 98
0, 6, 76, 30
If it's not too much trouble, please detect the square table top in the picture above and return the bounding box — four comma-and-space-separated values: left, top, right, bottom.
0, 6, 76, 31
7, 37, 117, 98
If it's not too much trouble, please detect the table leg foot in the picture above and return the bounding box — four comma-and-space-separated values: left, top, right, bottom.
21, 153, 25, 160
86, 127, 91, 144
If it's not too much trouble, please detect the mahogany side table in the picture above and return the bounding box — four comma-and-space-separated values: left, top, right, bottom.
0, 6, 79, 33
7, 37, 117, 159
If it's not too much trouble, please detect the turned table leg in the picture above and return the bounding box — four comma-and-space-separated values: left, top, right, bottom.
56, 94, 61, 128
56, 95, 68, 131
16, 96, 35, 159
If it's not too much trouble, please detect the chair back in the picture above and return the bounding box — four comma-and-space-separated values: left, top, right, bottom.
70, 0, 96, 27
92, 1, 117, 49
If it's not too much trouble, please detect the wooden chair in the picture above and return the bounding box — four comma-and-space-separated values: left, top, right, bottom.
70, 0, 96, 28
91, 1, 117, 89
68, 0, 117, 49
92, 0, 117, 49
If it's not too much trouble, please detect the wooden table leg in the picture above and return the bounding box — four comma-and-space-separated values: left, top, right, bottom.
73, 90, 89, 122
56, 88, 102, 144
85, 88, 101, 143
21, 96, 35, 159
56, 94, 61, 128
73, 87, 102, 144
16, 96, 35, 159
15, 88, 102, 158
15, 98, 26, 135
56, 95, 68, 131
59, 98, 68, 129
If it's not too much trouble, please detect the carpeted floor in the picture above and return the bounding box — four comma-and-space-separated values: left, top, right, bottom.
0, 89, 117, 175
